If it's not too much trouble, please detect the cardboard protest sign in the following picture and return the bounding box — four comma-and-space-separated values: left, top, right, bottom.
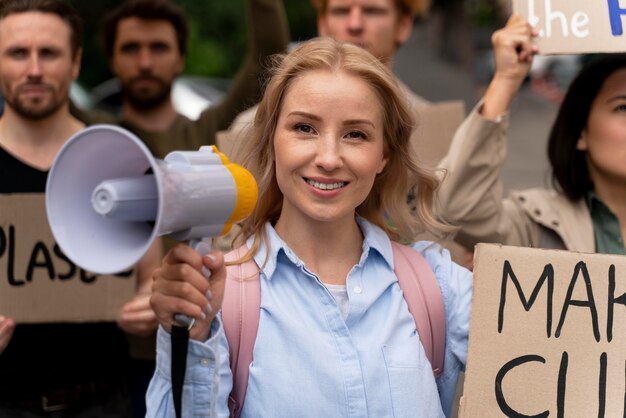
0, 194, 136, 323
513, 0, 626, 54
459, 244, 626, 417
411, 100, 465, 166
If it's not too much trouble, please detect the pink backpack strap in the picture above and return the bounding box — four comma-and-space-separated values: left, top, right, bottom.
391, 241, 446, 377
221, 241, 446, 418
222, 245, 261, 418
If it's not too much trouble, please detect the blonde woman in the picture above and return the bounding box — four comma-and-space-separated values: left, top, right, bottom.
147, 37, 472, 418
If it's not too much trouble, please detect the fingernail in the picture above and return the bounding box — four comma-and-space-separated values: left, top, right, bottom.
205, 254, 217, 263
199, 311, 206, 321
206, 289, 213, 300
205, 303, 213, 316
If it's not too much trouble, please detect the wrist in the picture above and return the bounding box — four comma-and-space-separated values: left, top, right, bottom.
481, 75, 523, 120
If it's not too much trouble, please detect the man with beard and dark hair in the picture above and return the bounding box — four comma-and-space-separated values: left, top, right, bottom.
0, 1, 161, 416
71, 2, 286, 415
78, 0, 289, 159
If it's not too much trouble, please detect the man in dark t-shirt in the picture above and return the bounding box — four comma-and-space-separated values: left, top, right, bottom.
0, 1, 161, 416
74, 0, 289, 159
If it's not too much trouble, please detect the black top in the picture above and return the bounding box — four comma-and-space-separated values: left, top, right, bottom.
0, 146, 130, 397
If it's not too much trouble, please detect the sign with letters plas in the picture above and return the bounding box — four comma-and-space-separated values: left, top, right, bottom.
459, 244, 626, 417
514, 0, 626, 54
0, 194, 135, 323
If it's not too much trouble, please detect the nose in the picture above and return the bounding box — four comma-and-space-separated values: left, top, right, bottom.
26, 53, 42, 79
347, 6, 364, 34
315, 136, 343, 172
137, 47, 153, 70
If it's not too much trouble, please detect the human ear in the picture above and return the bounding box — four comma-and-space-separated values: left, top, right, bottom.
377, 157, 388, 174
394, 14, 413, 46
576, 130, 588, 151
71, 48, 82, 80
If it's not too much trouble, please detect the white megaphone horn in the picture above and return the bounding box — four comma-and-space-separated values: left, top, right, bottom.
46, 124, 258, 276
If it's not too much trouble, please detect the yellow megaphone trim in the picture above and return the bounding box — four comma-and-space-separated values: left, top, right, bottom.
210, 146, 259, 235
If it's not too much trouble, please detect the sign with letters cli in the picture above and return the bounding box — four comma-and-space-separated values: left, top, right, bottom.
0, 194, 135, 323
514, 0, 626, 54
459, 244, 626, 417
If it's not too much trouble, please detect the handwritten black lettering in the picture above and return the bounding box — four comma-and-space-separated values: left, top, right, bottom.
499, 260, 554, 337
555, 261, 600, 342
26, 241, 55, 282
557, 351, 567, 418
6, 225, 25, 286
53, 244, 76, 280
495, 354, 548, 418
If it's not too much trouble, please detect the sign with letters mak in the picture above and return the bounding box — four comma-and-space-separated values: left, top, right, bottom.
459, 244, 626, 417
514, 0, 626, 54
0, 194, 135, 323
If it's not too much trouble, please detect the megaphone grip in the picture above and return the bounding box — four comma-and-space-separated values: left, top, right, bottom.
173, 238, 213, 329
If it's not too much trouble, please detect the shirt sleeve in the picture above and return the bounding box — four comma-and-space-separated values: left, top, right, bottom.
412, 241, 472, 417
145, 317, 233, 418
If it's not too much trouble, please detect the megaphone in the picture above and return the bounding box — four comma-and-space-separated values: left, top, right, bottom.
46, 124, 258, 275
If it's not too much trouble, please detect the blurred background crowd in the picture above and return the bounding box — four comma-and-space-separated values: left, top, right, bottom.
51, 0, 583, 197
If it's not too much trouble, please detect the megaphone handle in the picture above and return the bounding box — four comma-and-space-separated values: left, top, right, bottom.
172, 238, 213, 330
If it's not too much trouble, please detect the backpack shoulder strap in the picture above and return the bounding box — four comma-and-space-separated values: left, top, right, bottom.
391, 241, 446, 377
221, 241, 445, 417
222, 245, 261, 418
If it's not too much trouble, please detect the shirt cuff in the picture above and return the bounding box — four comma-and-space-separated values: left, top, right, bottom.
155, 317, 225, 383
475, 100, 509, 124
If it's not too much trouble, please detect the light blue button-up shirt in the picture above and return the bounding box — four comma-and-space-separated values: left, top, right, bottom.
146, 219, 472, 417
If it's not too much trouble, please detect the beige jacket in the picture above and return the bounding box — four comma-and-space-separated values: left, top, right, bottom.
438, 105, 594, 253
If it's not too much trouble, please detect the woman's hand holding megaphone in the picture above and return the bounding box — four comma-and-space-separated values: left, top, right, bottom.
150, 244, 227, 341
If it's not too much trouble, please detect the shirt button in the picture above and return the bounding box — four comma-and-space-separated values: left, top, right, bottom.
200, 358, 210, 367
353, 286, 362, 294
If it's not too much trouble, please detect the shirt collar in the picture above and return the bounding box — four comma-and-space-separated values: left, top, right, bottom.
586, 190, 598, 208
247, 217, 395, 281
586, 190, 619, 220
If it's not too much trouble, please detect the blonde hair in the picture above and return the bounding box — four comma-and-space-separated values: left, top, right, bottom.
310, 0, 431, 18
233, 37, 451, 262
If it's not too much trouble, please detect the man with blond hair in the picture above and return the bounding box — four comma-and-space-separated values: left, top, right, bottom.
225, 0, 460, 161
312, 0, 436, 133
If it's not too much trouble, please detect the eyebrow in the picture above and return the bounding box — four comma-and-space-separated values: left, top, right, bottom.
287, 111, 376, 128
607, 95, 626, 103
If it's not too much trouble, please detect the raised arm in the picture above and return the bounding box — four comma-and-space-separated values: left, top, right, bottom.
438, 15, 540, 249
482, 15, 536, 120
208, 0, 289, 132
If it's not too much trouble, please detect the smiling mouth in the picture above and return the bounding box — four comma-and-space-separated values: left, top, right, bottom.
305, 178, 347, 191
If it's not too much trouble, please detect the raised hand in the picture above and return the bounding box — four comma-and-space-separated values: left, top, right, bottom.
482, 14, 539, 120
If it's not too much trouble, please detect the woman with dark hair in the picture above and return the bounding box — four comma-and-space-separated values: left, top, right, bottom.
440, 43, 626, 253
